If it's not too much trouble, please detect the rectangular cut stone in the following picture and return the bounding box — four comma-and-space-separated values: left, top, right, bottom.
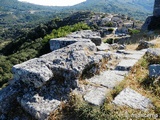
67, 30, 102, 46
124, 54, 144, 60
49, 38, 91, 51
19, 93, 61, 120
116, 59, 138, 71
113, 88, 153, 110
84, 87, 109, 106
87, 70, 128, 88
50, 38, 77, 51
12, 58, 53, 88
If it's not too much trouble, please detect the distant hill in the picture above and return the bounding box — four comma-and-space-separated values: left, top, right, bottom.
0, 0, 154, 41
0, 0, 70, 41
71, 0, 154, 20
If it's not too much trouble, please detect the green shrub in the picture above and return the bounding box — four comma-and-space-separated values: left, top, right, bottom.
128, 29, 140, 35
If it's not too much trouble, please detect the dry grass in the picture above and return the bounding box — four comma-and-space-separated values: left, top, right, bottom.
126, 43, 139, 50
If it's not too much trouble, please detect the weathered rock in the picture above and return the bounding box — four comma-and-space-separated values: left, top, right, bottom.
90, 36, 102, 46
94, 51, 111, 60
83, 86, 109, 106
12, 58, 53, 88
147, 48, 160, 57
97, 43, 110, 51
149, 64, 160, 77
0, 84, 21, 113
137, 40, 155, 50
18, 93, 61, 120
50, 38, 77, 51
67, 30, 102, 46
87, 70, 128, 88
50, 38, 92, 51
122, 50, 146, 60
12, 41, 108, 89
113, 88, 153, 110
116, 59, 138, 71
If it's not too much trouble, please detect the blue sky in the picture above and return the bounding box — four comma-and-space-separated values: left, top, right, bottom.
18, 0, 86, 6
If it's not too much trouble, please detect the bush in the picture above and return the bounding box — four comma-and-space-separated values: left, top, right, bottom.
128, 29, 140, 35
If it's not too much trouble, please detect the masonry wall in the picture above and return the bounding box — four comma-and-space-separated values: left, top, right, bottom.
153, 0, 160, 17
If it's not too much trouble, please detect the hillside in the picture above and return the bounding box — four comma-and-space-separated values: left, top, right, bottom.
72, 0, 154, 20
0, 0, 70, 41
0, 0, 154, 41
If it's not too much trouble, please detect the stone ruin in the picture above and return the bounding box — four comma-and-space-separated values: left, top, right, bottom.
0, 30, 109, 119
0, 30, 154, 120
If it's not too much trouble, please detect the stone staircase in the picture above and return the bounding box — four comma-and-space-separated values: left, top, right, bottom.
75, 49, 149, 107
0, 30, 153, 120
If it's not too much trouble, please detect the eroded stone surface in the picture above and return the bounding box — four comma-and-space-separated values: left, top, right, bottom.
50, 38, 91, 51
116, 59, 138, 71
12, 58, 53, 88
19, 93, 61, 120
0, 84, 21, 113
67, 30, 102, 46
87, 70, 128, 88
97, 43, 110, 51
113, 88, 153, 110
83, 86, 109, 106
12, 41, 103, 88
147, 48, 160, 57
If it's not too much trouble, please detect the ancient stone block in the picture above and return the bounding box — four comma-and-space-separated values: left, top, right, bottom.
113, 88, 153, 110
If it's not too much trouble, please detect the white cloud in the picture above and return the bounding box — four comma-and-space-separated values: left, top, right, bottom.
18, 0, 86, 6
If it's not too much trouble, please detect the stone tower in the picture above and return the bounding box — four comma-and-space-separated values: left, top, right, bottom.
153, 0, 160, 17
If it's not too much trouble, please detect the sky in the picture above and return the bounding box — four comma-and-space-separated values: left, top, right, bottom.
18, 0, 86, 6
